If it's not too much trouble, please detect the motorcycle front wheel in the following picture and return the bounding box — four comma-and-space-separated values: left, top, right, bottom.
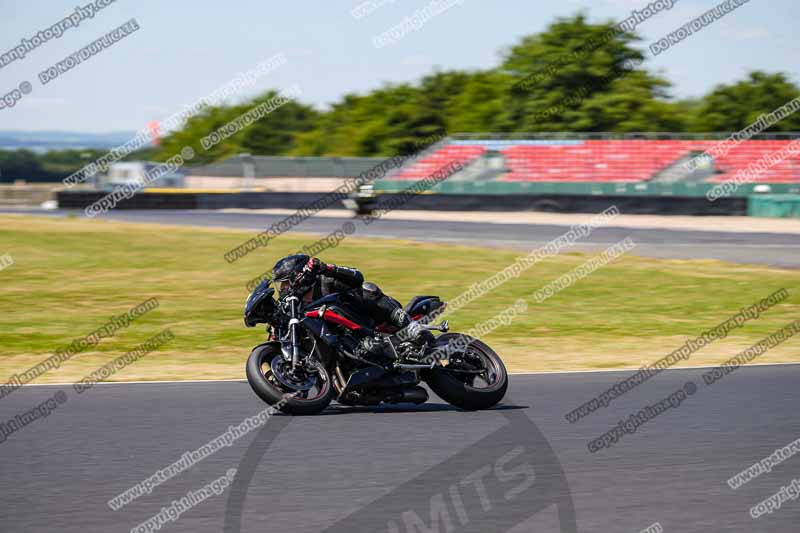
423, 334, 508, 411
246, 343, 334, 415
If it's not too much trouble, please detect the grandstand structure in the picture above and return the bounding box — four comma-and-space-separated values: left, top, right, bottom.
178, 134, 800, 191
185, 155, 385, 191
387, 134, 800, 185
58, 133, 800, 216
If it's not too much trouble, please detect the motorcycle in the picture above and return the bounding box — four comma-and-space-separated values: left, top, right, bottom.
243, 279, 508, 415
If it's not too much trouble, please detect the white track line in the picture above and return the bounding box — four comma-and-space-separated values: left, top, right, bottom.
14, 361, 800, 387
216, 208, 800, 235
358, 235, 800, 249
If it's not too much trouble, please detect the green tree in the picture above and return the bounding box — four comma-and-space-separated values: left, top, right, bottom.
0, 149, 110, 183
500, 13, 680, 132
0, 150, 42, 182
293, 83, 447, 156
156, 91, 318, 164
239, 93, 319, 154
691, 71, 800, 132
441, 71, 512, 133
573, 70, 685, 132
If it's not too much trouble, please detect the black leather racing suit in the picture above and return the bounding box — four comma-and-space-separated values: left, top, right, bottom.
309, 263, 412, 332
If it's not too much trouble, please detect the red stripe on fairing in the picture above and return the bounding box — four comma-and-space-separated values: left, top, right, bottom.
376, 322, 398, 333
306, 309, 362, 330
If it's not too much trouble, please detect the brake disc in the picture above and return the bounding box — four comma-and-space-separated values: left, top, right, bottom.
270, 357, 317, 391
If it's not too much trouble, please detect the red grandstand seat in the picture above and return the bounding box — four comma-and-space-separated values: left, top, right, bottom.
388, 139, 800, 183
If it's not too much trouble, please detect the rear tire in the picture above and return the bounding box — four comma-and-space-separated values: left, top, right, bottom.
423, 335, 508, 411
246, 343, 333, 415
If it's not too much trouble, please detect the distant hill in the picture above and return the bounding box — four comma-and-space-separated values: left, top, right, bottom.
0, 130, 144, 153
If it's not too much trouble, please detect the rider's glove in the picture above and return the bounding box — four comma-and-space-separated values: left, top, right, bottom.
303, 257, 327, 276
405, 321, 422, 339
398, 321, 434, 348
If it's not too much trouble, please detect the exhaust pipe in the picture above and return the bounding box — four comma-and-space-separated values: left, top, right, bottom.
388, 386, 428, 405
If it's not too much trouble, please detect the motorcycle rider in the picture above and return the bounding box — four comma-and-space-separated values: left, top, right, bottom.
270, 254, 432, 363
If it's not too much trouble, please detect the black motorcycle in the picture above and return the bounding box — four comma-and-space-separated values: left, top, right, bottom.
243, 279, 508, 415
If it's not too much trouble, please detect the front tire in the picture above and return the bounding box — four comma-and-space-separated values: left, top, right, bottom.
246, 343, 334, 415
423, 334, 508, 411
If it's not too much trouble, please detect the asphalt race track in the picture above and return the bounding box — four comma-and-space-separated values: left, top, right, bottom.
2, 365, 799, 532
7, 208, 800, 268
3, 209, 798, 531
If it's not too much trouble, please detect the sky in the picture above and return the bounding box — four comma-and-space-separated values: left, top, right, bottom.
0, 0, 797, 133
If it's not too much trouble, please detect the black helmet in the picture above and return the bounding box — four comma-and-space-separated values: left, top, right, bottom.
271, 254, 312, 297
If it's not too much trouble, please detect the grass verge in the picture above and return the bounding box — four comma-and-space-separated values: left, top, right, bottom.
0, 213, 798, 383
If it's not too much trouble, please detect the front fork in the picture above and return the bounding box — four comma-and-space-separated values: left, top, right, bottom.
286, 296, 302, 371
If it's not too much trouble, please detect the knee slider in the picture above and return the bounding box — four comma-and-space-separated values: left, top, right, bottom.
391, 307, 410, 327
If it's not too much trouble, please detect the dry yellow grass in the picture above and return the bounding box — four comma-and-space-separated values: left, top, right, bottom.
0, 213, 798, 383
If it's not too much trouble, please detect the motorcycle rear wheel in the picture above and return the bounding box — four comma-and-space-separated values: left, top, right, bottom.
246, 343, 333, 415
423, 334, 508, 411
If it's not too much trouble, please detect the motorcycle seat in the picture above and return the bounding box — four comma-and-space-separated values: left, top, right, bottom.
404, 295, 438, 313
